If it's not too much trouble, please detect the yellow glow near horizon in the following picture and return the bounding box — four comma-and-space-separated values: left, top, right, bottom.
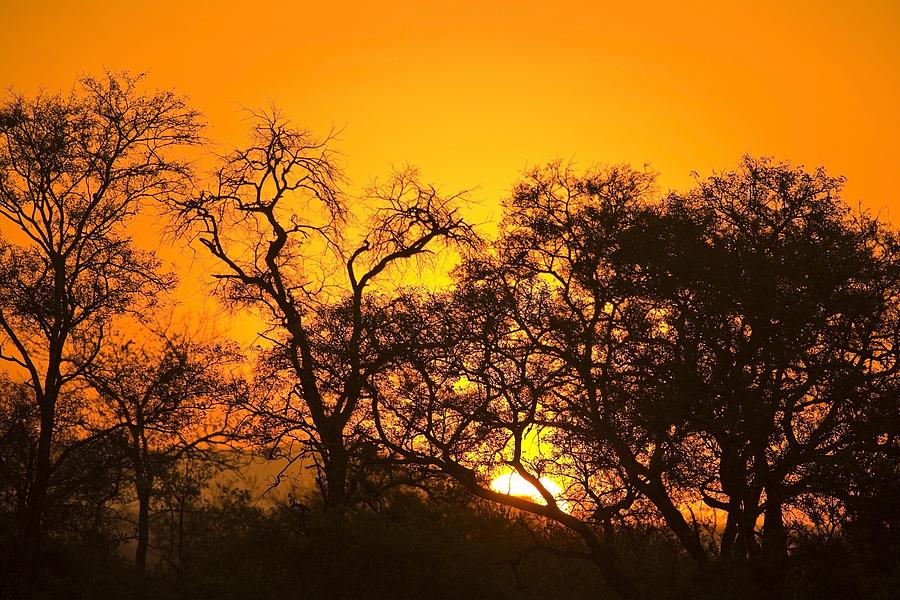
490, 471, 570, 513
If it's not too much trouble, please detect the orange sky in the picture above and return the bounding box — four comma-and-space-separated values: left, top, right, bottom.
2, 0, 899, 341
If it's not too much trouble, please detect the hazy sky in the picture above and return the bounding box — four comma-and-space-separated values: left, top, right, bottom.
3, 0, 898, 209
2, 0, 899, 338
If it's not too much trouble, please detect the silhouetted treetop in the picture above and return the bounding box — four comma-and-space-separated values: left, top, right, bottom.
0, 71, 201, 556
170, 110, 478, 511
371, 156, 900, 598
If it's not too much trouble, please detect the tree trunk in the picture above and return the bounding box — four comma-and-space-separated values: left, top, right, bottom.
135, 475, 152, 573
721, 509, 738, 557
587, 542, 638, 600
718, 445, 753, 558
641, 478, 708, 562
16, 394, 56, 562
321, 429, 349, 511
762, 489, 787, 556
601, 426, 708, 563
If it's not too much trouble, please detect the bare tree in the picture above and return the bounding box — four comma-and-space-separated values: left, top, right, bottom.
83, 331, 242, 572
0, 72, 201, 554
171, 111, 477, 510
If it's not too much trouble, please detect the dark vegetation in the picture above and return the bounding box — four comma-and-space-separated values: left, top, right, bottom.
0, 73, 898, 599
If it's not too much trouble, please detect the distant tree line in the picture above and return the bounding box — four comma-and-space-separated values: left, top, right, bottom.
1, 73, 898, 599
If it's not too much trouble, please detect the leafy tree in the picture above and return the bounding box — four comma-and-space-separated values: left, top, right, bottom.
372, 163, 668, 599
628, 157, 900, 559
0, 379, 36, 536
0, 376, 127, 586
0, 72, 200, 554
372, 158, 900, 598
153, 456, 221, 573
83, 331, 242, 571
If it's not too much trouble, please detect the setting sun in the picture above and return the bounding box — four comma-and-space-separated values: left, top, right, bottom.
489, 471, 570, 513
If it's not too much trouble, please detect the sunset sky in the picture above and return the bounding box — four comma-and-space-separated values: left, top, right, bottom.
3, 2, 900, 575
2, 0, 899, 338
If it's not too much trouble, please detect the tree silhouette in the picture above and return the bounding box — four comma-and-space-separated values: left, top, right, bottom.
371, 159, 900, 598
83, 331, 242, 572
171, 112, 477, 510
0, 375, 127, 562
625, 157, 900, 559
0, 72, 200, 557
372, 163, 666, 599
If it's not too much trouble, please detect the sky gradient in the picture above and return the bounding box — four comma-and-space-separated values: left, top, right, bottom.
3, 1, 898, 209
2, 0, 899, 339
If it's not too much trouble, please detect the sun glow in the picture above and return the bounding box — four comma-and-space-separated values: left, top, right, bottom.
489, 471, 570, 513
